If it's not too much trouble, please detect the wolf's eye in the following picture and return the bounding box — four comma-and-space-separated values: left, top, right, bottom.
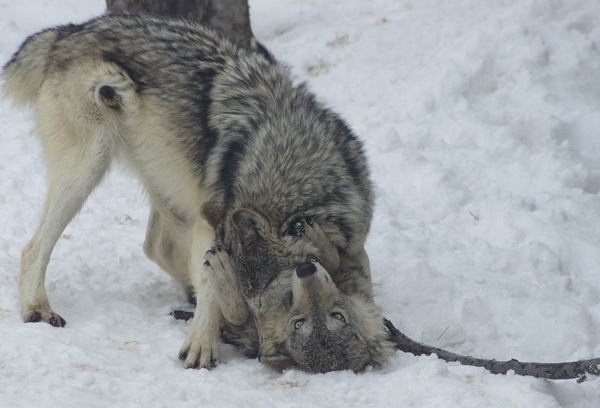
288, 218, 305, 236
332, 313, 346, 323
293, 319, 304, 330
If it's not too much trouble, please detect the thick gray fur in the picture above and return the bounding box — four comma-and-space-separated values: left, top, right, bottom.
2, 13, 394, 373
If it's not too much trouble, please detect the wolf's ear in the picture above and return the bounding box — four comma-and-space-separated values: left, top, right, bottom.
201, 202, 227, 229
259, 354, 297, 372
232, 208, 270, 245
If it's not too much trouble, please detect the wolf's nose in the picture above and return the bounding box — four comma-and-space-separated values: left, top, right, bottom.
296, 262, 317, 278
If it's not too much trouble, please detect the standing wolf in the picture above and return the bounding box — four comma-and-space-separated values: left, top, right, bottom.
2, 14, 395, 372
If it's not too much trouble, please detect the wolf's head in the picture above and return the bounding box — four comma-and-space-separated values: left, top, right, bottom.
203, 202, 395, 372
202, 203, 340, 297
257, 260, 395, 373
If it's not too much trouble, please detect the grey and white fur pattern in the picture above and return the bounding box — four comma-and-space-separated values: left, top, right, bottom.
2, 13, 395, 373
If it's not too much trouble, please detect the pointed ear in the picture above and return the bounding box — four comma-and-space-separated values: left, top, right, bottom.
201, 202, 227, 229
231, 208, 270, 245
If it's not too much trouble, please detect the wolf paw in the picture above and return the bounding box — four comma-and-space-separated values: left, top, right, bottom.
178, 293, 221, 369
302, 218, 340, 273
179, 346, 218, 370
204, 246, 235, 286
178, 321, 220, 369
23, 307, 66, 327
204, 247, 249, 326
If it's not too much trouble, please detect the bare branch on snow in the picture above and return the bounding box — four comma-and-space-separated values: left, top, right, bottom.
384, 318, 600, 382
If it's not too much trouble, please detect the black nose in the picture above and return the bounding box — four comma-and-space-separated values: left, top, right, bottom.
296, 262, 317, 278
99, 85, 116, 101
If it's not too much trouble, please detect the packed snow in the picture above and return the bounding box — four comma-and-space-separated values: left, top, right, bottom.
1, 0, 600, 406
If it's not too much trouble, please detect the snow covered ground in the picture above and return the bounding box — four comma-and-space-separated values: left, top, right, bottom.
1, 0, 600, 406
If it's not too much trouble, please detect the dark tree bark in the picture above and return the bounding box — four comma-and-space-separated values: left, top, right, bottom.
384, 319, 600, 382
106, 0, 254, 48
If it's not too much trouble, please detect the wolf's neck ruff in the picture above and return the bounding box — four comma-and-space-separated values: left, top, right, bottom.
2, 13, 392, 372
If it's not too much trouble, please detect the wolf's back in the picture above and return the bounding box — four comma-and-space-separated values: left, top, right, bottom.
1, 26, 68, 107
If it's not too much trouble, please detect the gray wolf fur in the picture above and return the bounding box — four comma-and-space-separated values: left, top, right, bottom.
2, 14, 395, 372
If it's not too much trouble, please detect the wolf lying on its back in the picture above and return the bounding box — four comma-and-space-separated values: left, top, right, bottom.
2, 14, 395, 372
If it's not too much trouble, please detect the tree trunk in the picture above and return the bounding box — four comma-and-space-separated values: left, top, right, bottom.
106, 0, 254, 48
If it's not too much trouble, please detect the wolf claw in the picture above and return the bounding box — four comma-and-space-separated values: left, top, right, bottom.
24, 309, 67, 327
27, 311, 41, 323
48, 316, 67, 327
301, 218, 340, 273
179, 342, 219, 370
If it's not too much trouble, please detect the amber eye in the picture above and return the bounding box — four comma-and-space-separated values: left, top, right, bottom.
332, 313, 346, 323
293, 319, 304, 330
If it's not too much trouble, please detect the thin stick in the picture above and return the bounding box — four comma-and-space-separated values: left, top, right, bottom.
384, 318, 600, 381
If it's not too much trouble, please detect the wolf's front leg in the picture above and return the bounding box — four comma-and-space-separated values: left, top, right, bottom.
334, 246, 374, 302
178, 275, 222, 369
178, 225, 223, 369
302, 218, 340, 273
177, 246, 249, 369
204, 246, 249, 326
303, 219, 374, 301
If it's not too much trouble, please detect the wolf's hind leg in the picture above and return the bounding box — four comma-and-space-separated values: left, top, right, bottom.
20, 80, 114, 326
143, 207, 195, 302
20, 138, 111, 326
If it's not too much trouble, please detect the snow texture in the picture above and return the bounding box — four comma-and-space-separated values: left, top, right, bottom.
1, 0, 600, 406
